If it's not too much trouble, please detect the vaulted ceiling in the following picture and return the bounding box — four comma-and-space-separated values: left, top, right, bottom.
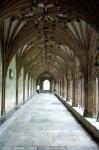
0, 0, 99, 80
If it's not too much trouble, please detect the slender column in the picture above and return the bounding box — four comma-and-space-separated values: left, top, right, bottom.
66, 79, 69, 101
1, 56, 7, 117
83, 78, 94, 117
72, 57, 76, 106
16, 74, 19, 106
58, 79, 60, 94
93, 77, 96, 118
75, 80, 79, 106
62, 77, 65, 98
31, 78, 32, 95
16, 56, 19, 106
77, 79, 81, 107
59, 78, 61, 96
23, 69, 26, 103
1, 68, 6, 116
72, 79, 75, 106
67, 77, 70, 101
28, 75, 30, 97
81, 79, 83, 107
97, 77, 99, 121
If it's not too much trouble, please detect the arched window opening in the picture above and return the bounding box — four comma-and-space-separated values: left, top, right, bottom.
37, 85, 40, 90
43, 80, 50, 90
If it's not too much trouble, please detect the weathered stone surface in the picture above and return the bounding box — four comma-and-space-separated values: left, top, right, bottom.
0, 94, 98, 150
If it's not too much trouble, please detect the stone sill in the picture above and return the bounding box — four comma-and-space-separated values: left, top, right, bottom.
55, 94, 99, 143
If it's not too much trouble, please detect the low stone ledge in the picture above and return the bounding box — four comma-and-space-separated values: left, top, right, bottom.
55, 93, 99, 143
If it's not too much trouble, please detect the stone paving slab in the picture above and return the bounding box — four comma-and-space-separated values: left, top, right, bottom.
0, 147, 37, 150
0, 94, 99, 150
37, 146, 67, 150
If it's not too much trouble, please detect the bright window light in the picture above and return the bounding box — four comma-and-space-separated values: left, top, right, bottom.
43, 80, 50, 90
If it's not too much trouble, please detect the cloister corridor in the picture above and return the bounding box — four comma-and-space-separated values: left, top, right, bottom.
1, 0, 99, 149
0, 93, 98, 150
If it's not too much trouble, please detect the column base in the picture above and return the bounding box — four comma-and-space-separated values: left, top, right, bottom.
72, 101, 78, 107
96, 113, 99, 122
83, 109, 93, 118
15, 105, 19, 110
66, 97, 68, 101
0, 115, 6, 124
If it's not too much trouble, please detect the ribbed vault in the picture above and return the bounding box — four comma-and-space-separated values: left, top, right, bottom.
1, 0, 99, 123
0, 0, 99, 82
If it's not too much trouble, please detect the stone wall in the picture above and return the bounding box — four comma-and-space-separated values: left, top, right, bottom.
5, 56, 16, 113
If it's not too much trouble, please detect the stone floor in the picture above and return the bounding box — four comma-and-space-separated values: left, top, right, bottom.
0, 93, 99, 150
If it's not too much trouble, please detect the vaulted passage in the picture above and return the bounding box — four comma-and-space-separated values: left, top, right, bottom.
0, 93, 98, 150
0, 0, 99, 146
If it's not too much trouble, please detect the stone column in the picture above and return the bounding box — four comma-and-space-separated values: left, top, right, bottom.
64, 79, 67, 100
23, 69, 26, 103
60, 77, 61, 96
75, 80, 79, 107
93, 69, 99, 121
97, 77, 99, 121
58, 78, 60, 95
66, 75, 70, 101
1, 69, 6, 116
83, 77, 94, 117
93, 77, 96, 118
28, 75, 30, 97
16, 73, 19, 106
80, 79, 83, 107
77, 79, 81, 107
72, 79, 75, 106
1, 58, 7, 117
62, 77, 65, 98
31, 78, 33, 95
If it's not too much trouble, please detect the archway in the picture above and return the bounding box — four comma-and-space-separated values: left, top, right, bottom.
43, 80, 50, 91
37, 84, 40, 90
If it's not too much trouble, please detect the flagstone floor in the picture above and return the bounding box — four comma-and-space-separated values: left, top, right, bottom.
0, 93, 99, 150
